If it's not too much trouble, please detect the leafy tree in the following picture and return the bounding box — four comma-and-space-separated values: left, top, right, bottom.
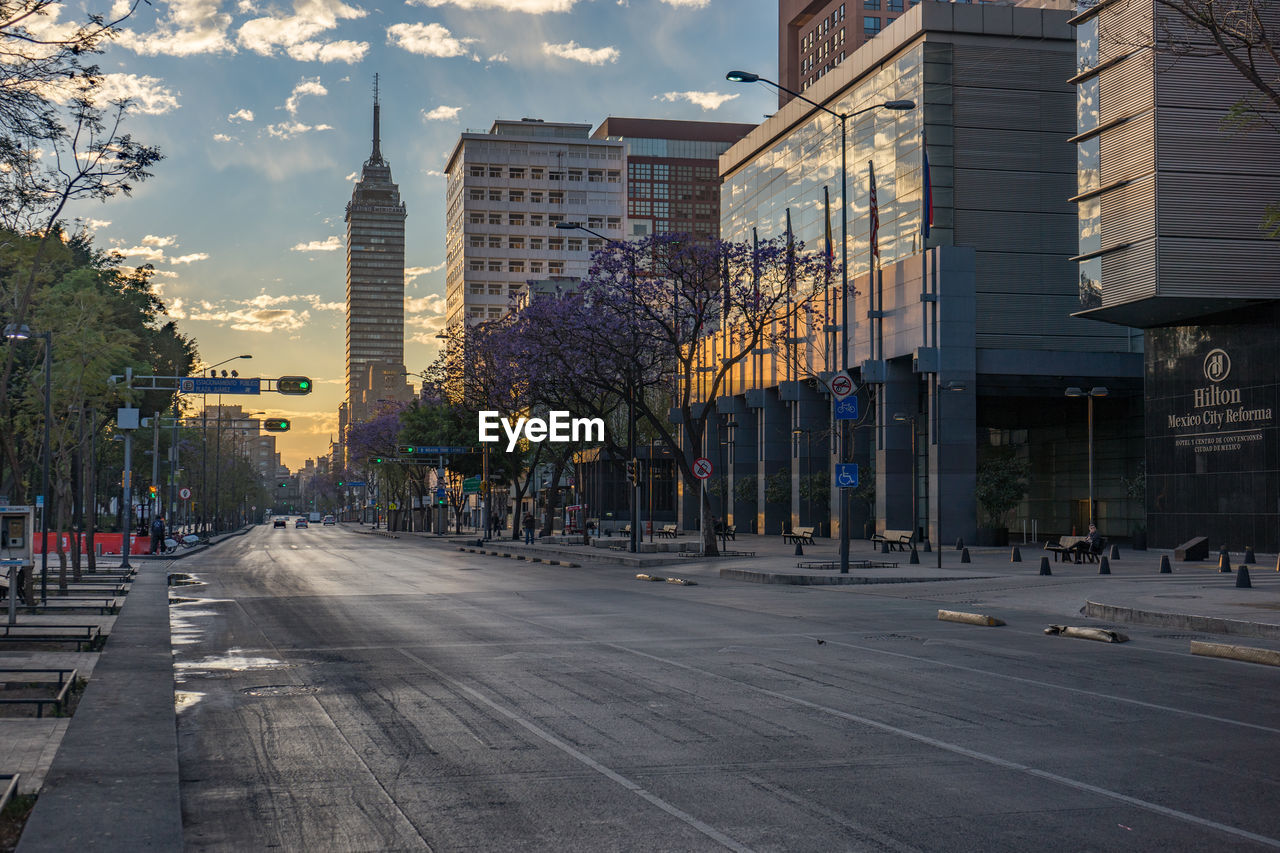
975, 448, 1029, 528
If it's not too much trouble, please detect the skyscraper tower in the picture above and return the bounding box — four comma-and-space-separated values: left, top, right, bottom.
345, 75, 409, 423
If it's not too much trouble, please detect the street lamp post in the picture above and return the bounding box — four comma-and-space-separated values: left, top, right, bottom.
557, 221, 641, 554
935, 380, 966, 568
893, 413, 917, 543
1066, 386, 1108, 528
792, 427, 811, 530
197, 355, 251, 535
727, 71, 913, 574
3, 324, 52, 605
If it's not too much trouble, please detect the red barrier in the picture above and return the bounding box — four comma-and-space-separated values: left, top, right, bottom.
32, 532, 150, 555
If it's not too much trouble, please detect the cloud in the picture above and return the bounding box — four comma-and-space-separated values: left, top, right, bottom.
192, 305, 311, 333
266, 120, 334, 138
142, 234, 177, 247
89, 74, 182, 114
660, 0, 708, 6
345, 171, 359, 181
422, 169, 445, 178
487, 52, 508, 63
404, 263, 444, 284
406, 294, 447, 314
170, 252, 210, 264
115, 0, 236, 57
213, 132, 238, 142
406, 0, 577, 11
166, 296, 188, 319
114, 245, 167, 263
285, 78, 328, 114
386, 22, 476, 57
245, 293, 296, 307
228, 108, 255, 122
238, 0, 369, 63
291, 235, 343, 252
82, 218, 111, 230
421, 105, 461, 121
541, 41, 618, 65
303, 294, 345, 311
657, 90, 739, 111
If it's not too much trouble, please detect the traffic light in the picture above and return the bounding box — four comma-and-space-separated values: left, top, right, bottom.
398, 445, 416, 454
625, 460, 635, 484
263, 418, 290, 432
278, 482, 287, 488
148, 484, 158, 498
437, 494, 447, 506
371, 457, 384, 464
277, 376, 312, 395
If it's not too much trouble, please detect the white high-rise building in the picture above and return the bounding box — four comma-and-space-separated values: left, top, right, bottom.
443, 119, 626, 329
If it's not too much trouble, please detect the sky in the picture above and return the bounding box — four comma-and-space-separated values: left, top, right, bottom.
45, 0, 782, 468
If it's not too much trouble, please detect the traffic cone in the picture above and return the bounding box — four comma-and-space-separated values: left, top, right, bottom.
960, 547, 971, 564
909, 547, 920, 564
1109, 544, 1120, 560
1099, 556, 1111, 575
794, 542, 804, 556
1244, 546, 1256, 564
1236, 565, 1252, 588
1039, 556, 1052, 576
1010, 547, 1021, 562
1219, 550, 1232, 573
1159, 554, 1172, 574
955, 537, 965, 551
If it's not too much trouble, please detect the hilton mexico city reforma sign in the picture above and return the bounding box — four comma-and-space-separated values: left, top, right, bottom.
1147, 318, 1279, 552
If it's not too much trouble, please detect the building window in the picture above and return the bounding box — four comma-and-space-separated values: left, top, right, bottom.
866, 0, 879, 9
508, 261, 524, 273
838, 3, 845, 20
568, 170, 583, 181
530, 214, 544, 227
487, 166, 502, 178
607, 170, 621, 183
469, 235, 484, 249
531, 168, 544, 180
888, 0, 902, 10
531, 192, 544, 203
588, 170, 603, 182
509, 213, 524, 226
488, 261, 502, 272
530, 261, 543, 273
469, 189, 484, 201
567, 238, 582, 251
509, 190, 524, 203
607, 216, 621, 229
469, 165, 485, 178
508, 236, 524, 249
548, 192, 564, 204
548, 261, 564, 274
487, 189, 502, 202
530, 237, 543, 250
864, 16, 882, 37
488, 236, 501, 249
587, 238, 602, 251
549, 171, 564, 181
469, 284, 484, 295
588, 216, 604, 228
469, 260, 484, 271
548, 213, 565, 224
488, 213, 502, 225
548, 237, 564, 251
469, 212, 484, 224
509, 167, 525, 179
488, 283, 503, 295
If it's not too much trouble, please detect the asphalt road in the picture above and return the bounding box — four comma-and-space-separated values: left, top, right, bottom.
172, 525, 1280, 852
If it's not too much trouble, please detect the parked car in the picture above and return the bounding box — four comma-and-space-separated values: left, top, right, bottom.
322, 515, 336, 525
295, 518, 308, 529
273, 517, 287, 528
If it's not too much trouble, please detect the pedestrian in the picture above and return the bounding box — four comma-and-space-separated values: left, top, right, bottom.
150, 514, 166, 555
522, 511, 536, 545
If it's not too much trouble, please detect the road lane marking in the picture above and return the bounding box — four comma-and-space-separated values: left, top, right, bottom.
396, 649, 756, 853
608, 643, 1280, 850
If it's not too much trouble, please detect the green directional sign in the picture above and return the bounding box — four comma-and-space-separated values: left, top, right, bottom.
462, 476, 481, 495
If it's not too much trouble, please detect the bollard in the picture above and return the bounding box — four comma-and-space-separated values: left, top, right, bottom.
1011, 546, 1021, 562
1236, 564, 1253, 589
923, 540, 932, 553
1219, 551, 1232, 573
960, 547, 971, 564
1159, 554, 1172, 574
1244, 546, 1256, 564
909, 547, 920, 564
1099, 556, 1111, 575
955, 537, 965, 551
794, 542, 804, 556
1039, 556, 1052, 576
1109, 544, 1120, 560
881, 541, 890, 554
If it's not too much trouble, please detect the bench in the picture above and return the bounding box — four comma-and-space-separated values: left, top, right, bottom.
1045, 536, 1104, 563
784, 526, 815, 546
657, 524, 678, 539
0, 623, 103, 651
0, 668, 79, 718
871, 529, 914, 551
716, 524, 736, 541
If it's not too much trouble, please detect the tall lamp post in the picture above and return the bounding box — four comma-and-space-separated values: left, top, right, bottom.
792, 427, 811, 529
556, 221, 641, 554
727, 70, 913, 574
935, 380, 966, 568
1066, 386, 1108, 528
892, 413, 917, 543
4, 324, 52, 605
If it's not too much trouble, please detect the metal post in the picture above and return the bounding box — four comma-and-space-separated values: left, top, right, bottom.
121, 428, 133, 570
170, 399, 180, 531
39, 331, 51, 604
213, 404, 223, 533
150, 410, 160, 544
838, 114, 851, 573
200, 400, 208, 535
1087, 394, 1095, 527
937, 379, 943, 570
481, 443, 490, 541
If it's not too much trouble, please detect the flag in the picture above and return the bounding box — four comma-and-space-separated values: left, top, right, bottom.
869, 160, 880, 263
922, 128, 933, 241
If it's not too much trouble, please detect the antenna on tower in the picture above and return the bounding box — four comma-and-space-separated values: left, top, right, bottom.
370, 73, 383, 164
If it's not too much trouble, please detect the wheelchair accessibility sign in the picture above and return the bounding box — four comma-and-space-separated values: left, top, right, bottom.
836, 463, 859, 489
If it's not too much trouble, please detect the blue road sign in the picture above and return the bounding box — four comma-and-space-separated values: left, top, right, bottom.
835, 397, 859, 420
345, 481, 366, 488
435, 486, 447, 498
179, 377, 261, 395
835, 463, 859, 489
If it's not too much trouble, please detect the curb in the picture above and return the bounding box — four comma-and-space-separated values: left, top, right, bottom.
1190, 640, 1280, 667
719, 569, 993, 586
1084, 600, 1280, 641
937, 609, 1004, 627
354, 529, 400, 540
456, 547, 578, 568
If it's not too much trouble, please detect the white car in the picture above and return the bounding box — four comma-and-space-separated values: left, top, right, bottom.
322, 515, 336, 525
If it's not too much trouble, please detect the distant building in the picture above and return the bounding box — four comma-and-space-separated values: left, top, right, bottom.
345, 82, 410, 423
443, 119, 627, 329
590, 117, 754, 241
